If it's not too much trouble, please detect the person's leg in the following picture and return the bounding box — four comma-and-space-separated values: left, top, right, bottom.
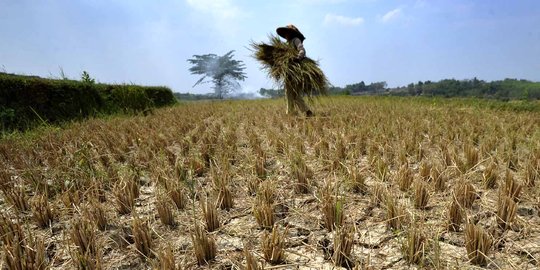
286, 88, 296, 115
294, 95, 312, 116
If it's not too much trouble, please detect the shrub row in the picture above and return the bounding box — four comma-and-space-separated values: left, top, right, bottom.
0, 72, 176, 131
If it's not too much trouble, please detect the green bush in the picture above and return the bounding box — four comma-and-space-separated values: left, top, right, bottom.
0, 72, 176, 131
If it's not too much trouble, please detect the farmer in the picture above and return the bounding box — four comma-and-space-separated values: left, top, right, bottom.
276, 25, 314, 117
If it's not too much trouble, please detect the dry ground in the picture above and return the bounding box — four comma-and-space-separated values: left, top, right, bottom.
0, 97, 539, 269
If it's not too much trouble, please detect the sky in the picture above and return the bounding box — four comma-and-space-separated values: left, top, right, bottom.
1, 0, 539, 94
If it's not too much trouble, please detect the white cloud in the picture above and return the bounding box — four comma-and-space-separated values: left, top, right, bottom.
381, 8, 402, 23
185, 0, 241, 19
324, 14, 364, 26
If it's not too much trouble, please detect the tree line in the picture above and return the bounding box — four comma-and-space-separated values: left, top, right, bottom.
258, 78, 540, 100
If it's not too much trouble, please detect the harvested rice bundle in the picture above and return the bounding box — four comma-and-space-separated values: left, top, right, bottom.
251, 35, 329, 99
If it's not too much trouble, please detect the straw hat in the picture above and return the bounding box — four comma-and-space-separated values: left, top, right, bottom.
276, 24, 305, 41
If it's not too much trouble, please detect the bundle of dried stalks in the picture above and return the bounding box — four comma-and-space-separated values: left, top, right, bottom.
154, 246, 178, 270
432, 167, 446, 192
169, 186, 186, 210
402, 224, 426, 265
333, 225, 354, 267
113, 179, 137, 215
253, 199, 275, 229
31, 194, 55, 228
397, 165, 413, 192
244, 246, 260, 270
454, 180, 477, 208
385, 196, 405, 230
413, 180, 430, 209
465, 223, 492, 266
348, 166, 367, 194
192, 225, 216, 266
290, 155, 312, 194
496, 195, 517, 231
482, 161, 498, 189
501, 170, 522, 202
1, 215, 48, 270
132, 216, 154, 259
70, 216, 101, 268
251, 35, 329, 98
320, 184, 344, 231
419, 162, 432, 181
201, 198, 220, 232
262, 225, 287, 264
216, 184, 234, 210
86, 200, 108, 231
1, 186, 29, 213
156, 195, 176, 227
447, 201, 463, 232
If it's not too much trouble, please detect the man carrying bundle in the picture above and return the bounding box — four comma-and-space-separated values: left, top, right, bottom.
251, 24, 329, 117
276, 25, 313, 117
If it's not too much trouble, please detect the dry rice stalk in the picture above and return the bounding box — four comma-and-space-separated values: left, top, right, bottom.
86, 200, 108, 231
501, 170, 522, 202
432, 167, 446, 192
332, 225, 354, 268
3, 232, 47, 270
253, 199, 275, 229
482, 161, 498, 189
31, 194, 55, 228
320, 183, 344, 231
244, 246, 260, 270
261, 225, 287, 264
402, 223, 426, 265
192, 225, 216, 266
465, 223, 492, 266
348, 166, 367, 194
132, 216, 154, 259
169, 186, 186, 210
371, 183, 387, 206
496, 195, 517, 231
1, 185, 29, 212
524, 160, 538, 187
447, 200, 463, 232
201, 198, 220, 232
216, 184, 234, 210
69, 216, 101, 269
413, 180, 430, 209
419, 162, 432, 181
70, 216, 98, 258
257, 180, 275, 204
454, 180, 477, 208
385, 196, 405, 230
154, 245, 178, 270
290, 155, 312, 194
464, 143, 479, 171
396, 165, 413, 192
113, 180, 136, 215
156, 195, 176, 227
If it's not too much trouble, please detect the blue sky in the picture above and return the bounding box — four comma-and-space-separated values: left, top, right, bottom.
1, 0, 539, 94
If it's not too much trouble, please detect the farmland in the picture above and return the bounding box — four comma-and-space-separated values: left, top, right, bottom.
0, 97, 539, 269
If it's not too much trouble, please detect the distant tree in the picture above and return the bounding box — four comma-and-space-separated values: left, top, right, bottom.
187, 50, 247, 99
81, 71, 95, 84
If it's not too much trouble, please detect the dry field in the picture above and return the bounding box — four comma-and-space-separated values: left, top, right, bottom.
0, 97, 539, 269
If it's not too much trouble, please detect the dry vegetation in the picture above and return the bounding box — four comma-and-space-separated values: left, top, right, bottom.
0, 96, 538, 269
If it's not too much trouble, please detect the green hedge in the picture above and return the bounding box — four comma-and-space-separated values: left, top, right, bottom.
0, 72, 176, 131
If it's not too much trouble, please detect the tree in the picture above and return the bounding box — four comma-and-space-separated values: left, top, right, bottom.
187, 50, 247, 99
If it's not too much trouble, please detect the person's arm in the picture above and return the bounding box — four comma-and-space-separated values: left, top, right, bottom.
293, 38, 306, 60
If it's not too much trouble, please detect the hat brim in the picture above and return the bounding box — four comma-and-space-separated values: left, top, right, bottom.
276, 27, 305, 41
